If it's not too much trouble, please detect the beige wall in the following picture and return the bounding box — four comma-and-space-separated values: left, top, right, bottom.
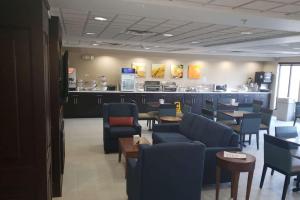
67, 48, 266, 89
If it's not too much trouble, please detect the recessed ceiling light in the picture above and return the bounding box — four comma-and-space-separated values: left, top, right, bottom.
163, 33, 174, 37
241, 32, 253, 35
85, 32, 96, 35
94, 17, 107, 21
144, 47, 151, 50
293, 47, 300, 50
191, 41, 200, 44
92, 43, 99, 46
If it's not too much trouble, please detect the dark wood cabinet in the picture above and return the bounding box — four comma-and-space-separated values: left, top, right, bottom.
64, 92, 270, 118
0, 0, 52, 199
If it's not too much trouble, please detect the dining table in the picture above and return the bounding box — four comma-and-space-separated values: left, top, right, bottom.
221, 110, 251, 124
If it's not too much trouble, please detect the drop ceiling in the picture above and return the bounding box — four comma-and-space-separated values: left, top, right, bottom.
49, 0, 300, 58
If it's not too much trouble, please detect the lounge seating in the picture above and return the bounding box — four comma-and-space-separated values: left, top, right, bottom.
152, 112, 240, 184
126, 142, 205, 200
294, 102, 300, 126
103, 103, 141, 153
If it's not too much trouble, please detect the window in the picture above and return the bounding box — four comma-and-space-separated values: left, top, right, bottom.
277, 64, 300, 101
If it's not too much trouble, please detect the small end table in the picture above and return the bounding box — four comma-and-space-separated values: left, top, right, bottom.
216, 151, 256, 200
160, 116, 182, 123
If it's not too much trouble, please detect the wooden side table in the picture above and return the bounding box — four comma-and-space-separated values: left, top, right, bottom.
160, 116, 182, 123
216, 151, 256, 200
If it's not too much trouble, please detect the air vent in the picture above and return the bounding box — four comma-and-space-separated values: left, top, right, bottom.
125, 29, 157, 36
168, 48, 191, 52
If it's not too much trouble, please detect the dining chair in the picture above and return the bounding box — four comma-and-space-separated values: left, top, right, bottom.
201, 108, 215, 121
217, 103, 236, 126
260, 108, 273, 135
253, 100, 263, 113
238, 103, 253, 112
271, 126, 299, 176
260, 134, 300, 200
231, 113, 262, 150
294, 102, 300, 126
157, 104, 177, 123
177, 104, 192, 118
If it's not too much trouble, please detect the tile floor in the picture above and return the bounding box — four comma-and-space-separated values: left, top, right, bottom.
54, 118, 300, 200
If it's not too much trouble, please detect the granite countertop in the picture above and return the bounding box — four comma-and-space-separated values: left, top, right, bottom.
68, 90, 270, 94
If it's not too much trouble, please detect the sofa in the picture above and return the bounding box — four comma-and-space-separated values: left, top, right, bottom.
152, 112, 240, 184
103, 103, 141, 153
127, 142, 206, 200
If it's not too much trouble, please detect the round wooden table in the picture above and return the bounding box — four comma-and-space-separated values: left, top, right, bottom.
160, 116, 182, 123
216, 151, 256, 200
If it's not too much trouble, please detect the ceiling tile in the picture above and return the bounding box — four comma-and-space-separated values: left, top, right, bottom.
241, 1, 283, 11
210, 0, 254, 7
270, 4, 300, 13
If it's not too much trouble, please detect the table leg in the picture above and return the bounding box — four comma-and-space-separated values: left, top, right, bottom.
118, 148, 122, 163
216, 166, 221, 200
246, 170, 254, 200
231, 172, 240, 200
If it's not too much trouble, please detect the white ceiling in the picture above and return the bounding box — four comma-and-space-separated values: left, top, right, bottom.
49, 0, 300, 58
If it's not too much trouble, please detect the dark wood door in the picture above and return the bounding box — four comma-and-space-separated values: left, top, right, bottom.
0, 0, 52, 199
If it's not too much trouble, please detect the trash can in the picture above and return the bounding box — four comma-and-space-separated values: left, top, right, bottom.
276, 98, 295, 121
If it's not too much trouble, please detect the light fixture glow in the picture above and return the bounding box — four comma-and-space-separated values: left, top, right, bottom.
94, 17, 108, 21
144, 47, 151, 50
191, 41, 200, 44
85, 32, 96, 35
163, 33, 174, 37
92, 43, 99, 46
241, 31, 253, 35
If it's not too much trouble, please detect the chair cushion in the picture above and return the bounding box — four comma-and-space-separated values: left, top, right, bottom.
292, 157, 300, 173
260, 124, 268, 130
109, 116, 133, 126
153, 132, 192, 143
179, 113, 196, 137
109, 127, 137, 138
187, 115, 209, 140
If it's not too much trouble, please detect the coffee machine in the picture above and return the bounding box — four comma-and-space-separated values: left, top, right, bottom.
255, 72, 272, 92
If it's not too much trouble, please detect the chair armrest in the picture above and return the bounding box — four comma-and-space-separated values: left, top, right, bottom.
133, 122, 142, 135
103, 122, 110, 130
152, 123, 180, 132
126, 158, 139, 199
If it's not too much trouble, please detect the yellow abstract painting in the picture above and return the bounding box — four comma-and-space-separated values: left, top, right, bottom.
171, 64, 184, 78
188, 64, 201, 79
151, 64, 166, 78
132, 63, 146, 78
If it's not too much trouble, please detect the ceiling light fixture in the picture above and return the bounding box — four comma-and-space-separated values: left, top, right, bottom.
191, 41, 200, 44
94, 17, 107, 21
163, 33, 174, 37
241, 32, 253, 35
92, 43, 99, 46
85, 32, 96, 35
144, 47, 151, 50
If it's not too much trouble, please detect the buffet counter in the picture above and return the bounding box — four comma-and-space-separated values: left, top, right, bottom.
64, 90, 270, 118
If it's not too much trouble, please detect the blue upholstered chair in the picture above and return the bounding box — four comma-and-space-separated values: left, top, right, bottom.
294, 102, 300, 126
238, 103, 253, 112
231, 113, 262, 150
103, 103, 141, 153
253, 100, 263, 113
156, 104, 176, 123
126, 142, 205, 200
260, 134, 300, 200
260, 108, 273, 135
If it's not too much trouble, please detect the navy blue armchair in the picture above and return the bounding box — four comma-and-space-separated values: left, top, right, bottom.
103, 103, 141, 153
126, 142, 206, 200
